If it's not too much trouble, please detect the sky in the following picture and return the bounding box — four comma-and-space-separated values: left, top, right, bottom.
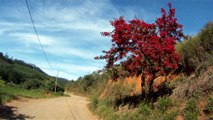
0, 0, 212, 80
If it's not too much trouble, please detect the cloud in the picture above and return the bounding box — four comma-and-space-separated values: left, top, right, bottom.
33, 60, 101, 80
0, 21, 30, 35
9, 31, 101, 60
45, 46, 97, 60
53, 62, 99, 74
10, 33, 57, 46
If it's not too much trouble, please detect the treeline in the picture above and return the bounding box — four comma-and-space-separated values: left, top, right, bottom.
0, 52, 68, 92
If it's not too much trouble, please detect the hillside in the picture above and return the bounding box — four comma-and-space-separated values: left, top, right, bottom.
0, 52, 47, 84
0, 53, 68, 103
66, 22, 213, 120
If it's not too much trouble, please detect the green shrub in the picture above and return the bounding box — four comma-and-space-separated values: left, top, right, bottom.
22, 78, 42, 89
183, 99, 199, 120
195, 57, 213, 76
204, 96, 213, 114
43, 79, 55, 92
138, 102, 152, 116
0, 79, 5, 86
90, 96, 99, 111
157, 97, 172, 113
6, 82, 19, 87
176, 21, 213, 75
96, 102, 116, 120
53, 91, 64, 96
163, 111, 178, 120
120, 111, 142, 120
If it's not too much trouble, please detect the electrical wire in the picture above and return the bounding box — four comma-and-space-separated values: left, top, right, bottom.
25, 0, 52, 70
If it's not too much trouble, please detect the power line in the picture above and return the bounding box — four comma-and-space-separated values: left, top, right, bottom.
25, 0, 52, 70
28, 0, 33, 9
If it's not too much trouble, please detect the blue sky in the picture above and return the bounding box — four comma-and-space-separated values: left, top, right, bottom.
0, 0, 212, 80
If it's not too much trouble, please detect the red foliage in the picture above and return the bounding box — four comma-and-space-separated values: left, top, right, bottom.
96, 3, 183, 81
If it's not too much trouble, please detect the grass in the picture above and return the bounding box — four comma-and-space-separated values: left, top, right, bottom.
0, 86, 44, 103
0, 81, 65, 104
90, 96, 99, 111
157, 97, 172, 113
89, 96, 179, 120
183, 98, 199, 120
204, 96, 213, 114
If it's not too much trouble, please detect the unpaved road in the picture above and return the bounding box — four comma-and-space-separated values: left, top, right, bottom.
2, 95, 99, 120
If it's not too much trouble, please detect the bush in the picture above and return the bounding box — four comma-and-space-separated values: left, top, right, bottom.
22, 79, 42, 89
138, 102, 152, 116
183, 99, 199, 120
204, 96, 213, 114
120, 111, 142, 120
0, 79, 5, 86
163, 111, 178, 120
96, 101, 116, 120
157, 97, 172, 113
90, 96, 99, 111
195, 57, 213, 76
43, 79, 55, 92
176, 21, 213, 75
53, 91, 64, 96
8, 70, 25, 84
6, 82, 19, 87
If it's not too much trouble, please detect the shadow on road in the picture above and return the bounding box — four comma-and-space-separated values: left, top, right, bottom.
0, 105, 35, 120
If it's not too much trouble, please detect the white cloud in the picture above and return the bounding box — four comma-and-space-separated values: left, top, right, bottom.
10, 33, 57, 46
46, 46, 97, 60
33, 60, 101, 80
0, 21, 30, 35
30, 0, 116, 33
8, 31, 103, 60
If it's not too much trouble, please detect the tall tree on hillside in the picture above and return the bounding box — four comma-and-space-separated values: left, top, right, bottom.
95, 3, 184, 99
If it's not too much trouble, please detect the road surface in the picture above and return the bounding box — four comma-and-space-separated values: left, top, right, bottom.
1, 95, 99, 120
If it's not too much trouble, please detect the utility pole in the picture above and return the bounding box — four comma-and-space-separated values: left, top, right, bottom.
55, 71, 59, 93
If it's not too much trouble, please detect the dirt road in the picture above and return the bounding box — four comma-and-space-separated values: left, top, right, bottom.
1, 95, 99, 120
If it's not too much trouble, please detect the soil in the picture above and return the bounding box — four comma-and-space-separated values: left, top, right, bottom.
0, 95, 99, 120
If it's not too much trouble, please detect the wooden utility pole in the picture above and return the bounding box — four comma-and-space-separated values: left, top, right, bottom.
55, 71, 59, 93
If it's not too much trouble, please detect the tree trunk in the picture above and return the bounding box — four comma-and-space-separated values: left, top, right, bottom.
148, 78, 154, 101
141, 74, 146, 99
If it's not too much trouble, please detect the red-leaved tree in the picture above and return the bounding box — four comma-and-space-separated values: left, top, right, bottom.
95, 3, 184, 98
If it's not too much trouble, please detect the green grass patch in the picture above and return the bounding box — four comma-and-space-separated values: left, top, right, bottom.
0, 80, 5, 86
0, 85, 64, 104
138, 102, 152, 116
183, 98, 199, 120
157, 97, 172, 113
204, 96, 213, 114
89, 96, 99, 111
89, 96, 178, 120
